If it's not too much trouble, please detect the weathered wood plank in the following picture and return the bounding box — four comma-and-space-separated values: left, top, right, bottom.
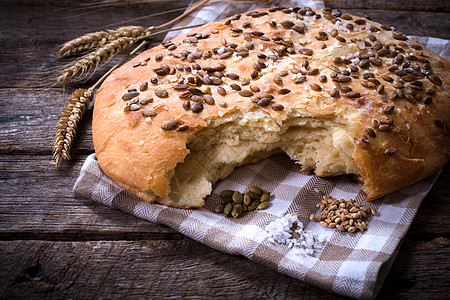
325, 0, 450, 11
0, 0, 190, 88
0, 1, 190, 39
0, 3, 449, 88
0, 239, 345, 299
1, 1, 449, 299
0, 155, 449, 240
378, 237, 450, 299
0, 154, 184, 241
0, 237, 447, 299
0, 88, 93, 154
5, 0, 448, 11
409, 165, 450, 237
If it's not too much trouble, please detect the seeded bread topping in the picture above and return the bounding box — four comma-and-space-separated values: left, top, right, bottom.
93, 6, 450, 208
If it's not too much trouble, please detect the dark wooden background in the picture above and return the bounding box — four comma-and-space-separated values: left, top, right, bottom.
1, 0, 449, 298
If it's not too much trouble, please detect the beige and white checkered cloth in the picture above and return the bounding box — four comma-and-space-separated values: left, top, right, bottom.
74, 1, 450, 299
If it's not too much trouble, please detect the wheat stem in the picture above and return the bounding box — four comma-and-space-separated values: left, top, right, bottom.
92, 41, 149, 89
102, 6, 189, 28
155, 0, 210, 29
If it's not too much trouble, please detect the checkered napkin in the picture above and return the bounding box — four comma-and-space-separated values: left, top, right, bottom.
74, 1, 450, 299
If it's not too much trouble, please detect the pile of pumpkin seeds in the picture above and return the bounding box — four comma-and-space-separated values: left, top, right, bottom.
310, 195, 377, 233
215, 186, 270, 218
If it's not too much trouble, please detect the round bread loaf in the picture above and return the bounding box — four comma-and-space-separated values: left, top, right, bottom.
93, 6, 450, 208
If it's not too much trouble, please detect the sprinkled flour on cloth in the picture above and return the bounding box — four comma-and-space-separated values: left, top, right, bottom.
266, 213, 328, 255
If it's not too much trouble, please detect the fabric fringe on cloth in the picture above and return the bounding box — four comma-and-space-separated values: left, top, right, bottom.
74, 1, 450, 299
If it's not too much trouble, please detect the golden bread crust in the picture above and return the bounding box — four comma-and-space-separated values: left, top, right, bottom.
93, 6, 449, 207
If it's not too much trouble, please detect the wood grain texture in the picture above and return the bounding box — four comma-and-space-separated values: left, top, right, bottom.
378, 237, 450, 299
0, 0, 187, 89
1, 0, 449, 299
0, 238, 448, 299
0, 2, 449, 88
325, 0, 450, 11
0, 154, 183, 241
0, 88, 93, 154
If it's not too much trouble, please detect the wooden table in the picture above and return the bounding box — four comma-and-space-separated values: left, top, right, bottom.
1, 1, 449, 298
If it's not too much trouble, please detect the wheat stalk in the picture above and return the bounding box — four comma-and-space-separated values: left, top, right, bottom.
53, 88, 94, 166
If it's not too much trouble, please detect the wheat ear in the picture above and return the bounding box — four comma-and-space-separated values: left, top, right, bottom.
108, 25, 149, 38
57, 26, 157, 84
58, 26, 155, 58
53, 88, 94, 166
58, 31, 110, 57
57, 36, 137, 85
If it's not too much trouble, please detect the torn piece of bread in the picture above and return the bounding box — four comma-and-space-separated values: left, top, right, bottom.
93, 6, 450, 208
